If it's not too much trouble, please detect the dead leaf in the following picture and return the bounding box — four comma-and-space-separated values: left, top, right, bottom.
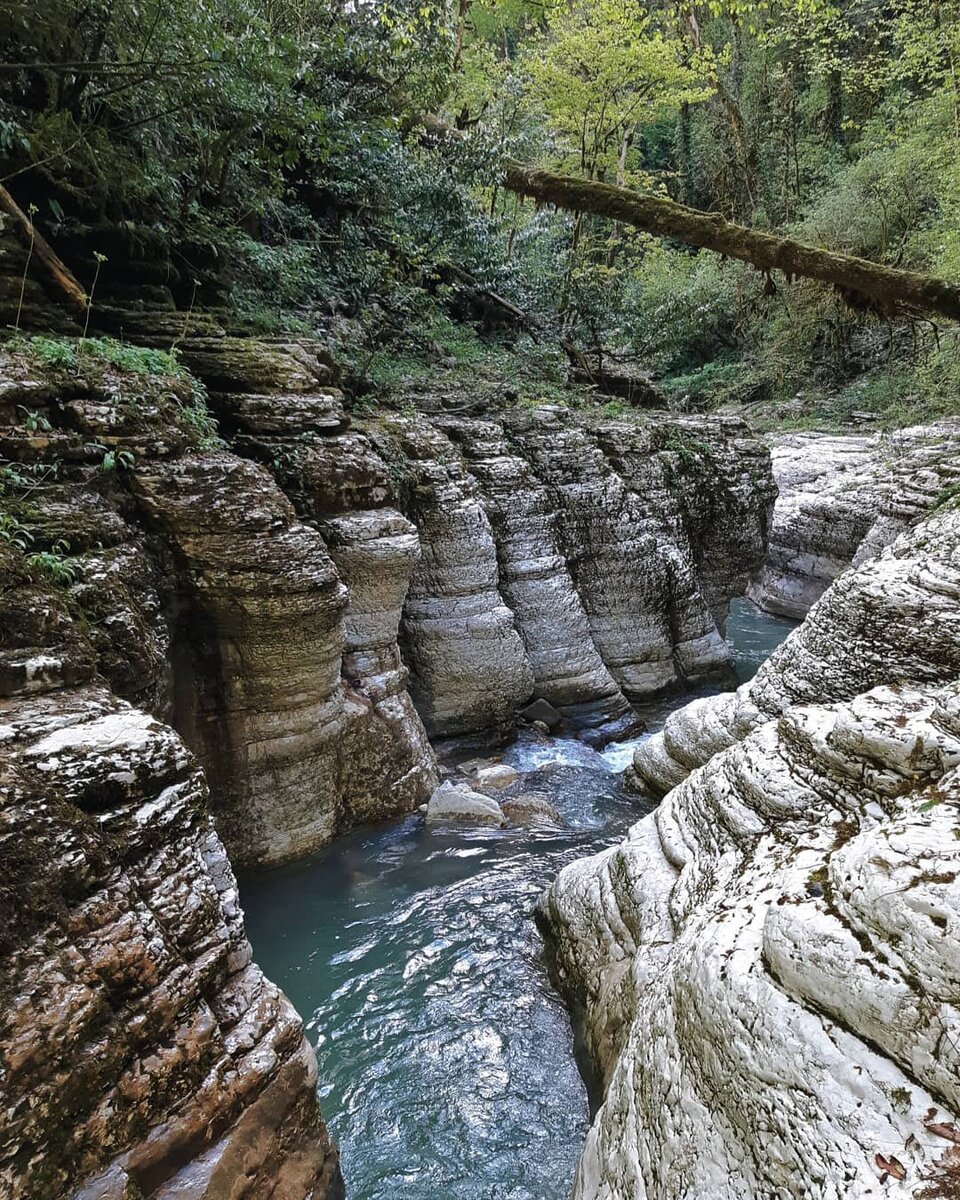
925, 1121, 960, 1144
875, 1153, 906, 1181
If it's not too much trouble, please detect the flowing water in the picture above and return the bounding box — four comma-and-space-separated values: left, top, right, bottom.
241, 599, 795, 1200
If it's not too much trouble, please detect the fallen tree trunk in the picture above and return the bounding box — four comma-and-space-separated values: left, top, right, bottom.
501, 162, 960, 321
0, 183, 87, 312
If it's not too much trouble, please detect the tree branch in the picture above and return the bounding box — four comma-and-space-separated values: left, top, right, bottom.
501, 161, 960, 321
0, 184, 87, 312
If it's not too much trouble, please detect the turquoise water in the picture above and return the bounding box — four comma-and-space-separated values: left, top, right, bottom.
241, 602, 795, 1200
725, 596, 798, 683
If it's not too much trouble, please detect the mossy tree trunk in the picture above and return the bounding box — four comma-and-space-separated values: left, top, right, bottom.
501, 161, 960, 322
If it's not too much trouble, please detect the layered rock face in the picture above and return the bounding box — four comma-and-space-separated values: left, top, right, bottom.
750, 422, 960, 619
0, 551, 343, 1200
159, 344, 440, 860
544, 680, 960, 1200
364, 408, 775, 745
0, 344, 438, 867
0, 336, 777, 850
543, 501, 960, 1199
629, 498, 960, 797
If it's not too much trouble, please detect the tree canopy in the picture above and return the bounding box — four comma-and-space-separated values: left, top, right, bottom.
3, 0, 960, 423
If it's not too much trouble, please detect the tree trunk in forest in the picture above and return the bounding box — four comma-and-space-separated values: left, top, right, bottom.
500, 161, 960, 321
417, 113, 960, 322
0, 183, 88, 312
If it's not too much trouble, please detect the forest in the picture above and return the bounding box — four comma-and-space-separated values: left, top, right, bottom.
3, 0, 960, 425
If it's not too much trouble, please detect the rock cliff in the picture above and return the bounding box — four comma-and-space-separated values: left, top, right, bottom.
0, 331, 777, 1198
542, 500, 960, 1199
0, 547, 344, 1200
629, 494, 960, 797
750, 422, 960, 619
2, 339, 778, 836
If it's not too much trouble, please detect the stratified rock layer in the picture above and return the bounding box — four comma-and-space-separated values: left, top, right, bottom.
750, 422, 960, 619
543, 501, 960, 1199
544, 681, 960, 1199
367, 408, 775, 745
0, 556, 342, 1200
630, 499, 960, 796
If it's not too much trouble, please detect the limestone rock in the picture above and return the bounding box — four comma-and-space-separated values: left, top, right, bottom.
374, 415, 536, 741
229, 425, 440, 830
131, 452, 353, 866
518, 697, 563, 729
425, 779, 506, 826
440, 416, 633, 733
750, 422, 960, 619
0, 685, 343, 1200
473, 763, 519, 791
501, 792, 563, 827
177, 336, 337, 394
542, 681, 960, 1200
630, 499, 960, 798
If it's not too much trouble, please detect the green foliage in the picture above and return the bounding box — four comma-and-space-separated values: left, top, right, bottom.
4, 0, 960, 435
11, 335, 181, 377
0, 509, 32, 552
94, 447, 136, 474
177, 382, 223, 449
25, 540, 80, 586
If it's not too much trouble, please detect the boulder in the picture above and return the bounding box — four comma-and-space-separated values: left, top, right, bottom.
518, 697, 563, 729
501, 792, 563, 827
474, 764, 519, 791
425, 780, 506, 826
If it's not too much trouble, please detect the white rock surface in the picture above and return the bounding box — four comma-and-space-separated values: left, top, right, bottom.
425, 779, 506, 826
474, 764, 519, 791
750, 422, 960, 619
630, 499, 960, 798
543, 682, 960, 1200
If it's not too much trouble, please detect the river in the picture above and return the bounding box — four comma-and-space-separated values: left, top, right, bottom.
241, 596, 795, 1200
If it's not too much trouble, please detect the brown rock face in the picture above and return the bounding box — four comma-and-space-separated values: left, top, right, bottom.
0, 565, 343, 1198
130, 452, 354, 867
0, 344, 439, 868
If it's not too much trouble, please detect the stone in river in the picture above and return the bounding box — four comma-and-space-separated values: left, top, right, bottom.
474, 764, 520, 791
518, 697, 563, 729
501, 793, 563, 828
425, 780, 506, 826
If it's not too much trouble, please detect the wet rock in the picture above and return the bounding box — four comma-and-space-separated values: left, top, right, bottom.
474, 764, 519, 791
751, 422, 960, 619
518, 697, 563, 729
629, 499, 960, 798
501, 792, 563, 827
425, 780, 506, 826
0, 682, 343, 1200
543, 681, 960, 1200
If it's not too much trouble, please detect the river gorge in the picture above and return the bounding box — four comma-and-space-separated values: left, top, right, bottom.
3, 328, 960, 1200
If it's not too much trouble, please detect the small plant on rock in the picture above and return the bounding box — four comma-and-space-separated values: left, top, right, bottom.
13, 203, 38, 335
77, 252, 107, 374
25, 540, 80, 585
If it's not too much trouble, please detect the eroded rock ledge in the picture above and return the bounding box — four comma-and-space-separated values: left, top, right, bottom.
0, 547, 343, 1199
750, 422, 960, 619
1, 338, 776, 861
629, 496, 960, 797
542, 501, 960, 1199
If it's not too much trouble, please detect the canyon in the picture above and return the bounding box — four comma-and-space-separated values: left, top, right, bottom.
1, 332, 773, 1198
5, 321, 960, 1198
542, 431, 960, 1198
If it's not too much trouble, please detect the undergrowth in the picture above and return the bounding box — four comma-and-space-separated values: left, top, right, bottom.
10, 334, 182, 378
